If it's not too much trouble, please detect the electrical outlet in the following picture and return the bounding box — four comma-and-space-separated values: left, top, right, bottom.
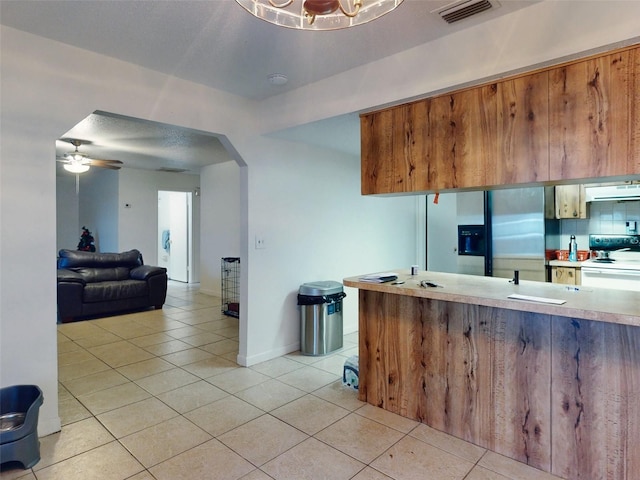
255, 236, 266, 249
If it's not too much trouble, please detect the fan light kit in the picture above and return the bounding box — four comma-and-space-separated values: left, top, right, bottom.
63, 162, 91, 174
57, 139, 124, 175
235, 0, 403, 30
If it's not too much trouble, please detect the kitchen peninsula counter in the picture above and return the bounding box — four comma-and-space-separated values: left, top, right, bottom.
344, 269, 640, 327
344, 270, 640, 480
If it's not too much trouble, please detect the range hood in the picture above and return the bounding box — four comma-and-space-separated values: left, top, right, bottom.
585, 184, 640, 202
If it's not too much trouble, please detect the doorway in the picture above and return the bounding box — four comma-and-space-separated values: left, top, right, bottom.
158, 190, 193, 282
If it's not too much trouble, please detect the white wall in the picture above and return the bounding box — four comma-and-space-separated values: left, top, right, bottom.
200, 161, 242, 296
56, 173, 80, 252
1, 25, 250, 435
2, 1, 639, 436
118, 168, 200, 279
237, 137, 416, 365
79, 168, 119, 252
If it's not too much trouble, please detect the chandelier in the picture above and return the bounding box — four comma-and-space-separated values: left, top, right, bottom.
235, 0, 404, 30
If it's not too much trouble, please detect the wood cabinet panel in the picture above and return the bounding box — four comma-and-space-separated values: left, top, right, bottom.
631, 46, 640, 173
551, 266, 579, 285
549, 48, 636, 180
551, 317, 640, 479
361, 45, 639, 195
493, 72, 549, 185
358, 289, 640, 479
439, 85, 497, 189
360, 108, 396, 194
550, 184, 588, 219
360, 103, 431, 194
359, 290, 552, 471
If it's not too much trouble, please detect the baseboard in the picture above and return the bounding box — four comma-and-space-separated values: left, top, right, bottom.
39, 416, 62, 437
236, 341, 299, 367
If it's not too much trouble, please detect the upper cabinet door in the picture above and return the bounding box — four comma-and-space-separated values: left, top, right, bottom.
361, 103, 430, 195
549, 48, 637, 180
493, 71, 550, 186
434, 85, 498, 190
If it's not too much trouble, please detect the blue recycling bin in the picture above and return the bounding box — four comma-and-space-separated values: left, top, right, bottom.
0, 385, 44, 469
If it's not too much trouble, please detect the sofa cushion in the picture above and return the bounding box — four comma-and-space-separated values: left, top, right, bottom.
83, 280, 148, 303
58, 249, 142, 269
71, 267, 132, 283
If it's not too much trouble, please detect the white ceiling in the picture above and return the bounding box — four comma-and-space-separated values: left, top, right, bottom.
1, 0, 542, 173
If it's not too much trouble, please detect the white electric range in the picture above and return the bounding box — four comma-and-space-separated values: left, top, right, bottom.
581, 234, 640, 292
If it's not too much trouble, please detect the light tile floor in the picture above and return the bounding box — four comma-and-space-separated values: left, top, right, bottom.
1, 282, 563, 480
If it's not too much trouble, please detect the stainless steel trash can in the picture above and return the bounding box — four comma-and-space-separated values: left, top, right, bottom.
297, 281, 346, 356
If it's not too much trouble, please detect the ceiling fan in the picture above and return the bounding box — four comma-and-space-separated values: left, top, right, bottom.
57, 139, 124, 173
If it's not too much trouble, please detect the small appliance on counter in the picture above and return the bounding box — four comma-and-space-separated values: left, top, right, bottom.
581, 234, 640, 291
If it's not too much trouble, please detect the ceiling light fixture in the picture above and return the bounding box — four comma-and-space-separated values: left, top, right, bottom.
63, 162, 90, 174
63, 148, 91, 173
235, 0, 404, 30
268, 73, 288, 86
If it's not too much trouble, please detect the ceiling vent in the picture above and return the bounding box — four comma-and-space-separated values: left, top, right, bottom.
435, 0, 498, 24
157, 167, 189, 173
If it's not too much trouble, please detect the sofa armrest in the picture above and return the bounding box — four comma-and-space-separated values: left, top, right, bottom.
57, 269, 86, 286
130, 265, 167, 281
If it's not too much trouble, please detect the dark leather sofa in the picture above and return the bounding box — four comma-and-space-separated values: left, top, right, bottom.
57, 249, 168, 323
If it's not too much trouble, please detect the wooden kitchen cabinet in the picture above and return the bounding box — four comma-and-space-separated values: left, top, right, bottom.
551, 266, 581, 285
549, 47, 639, 180
545, 184, 589, 219
431, 85, 497, 190
361, 45, 640, 196
491, 71, 549, 186
361, 86, 497, 194
361, 104, 419, 195
361, 73, 546, 193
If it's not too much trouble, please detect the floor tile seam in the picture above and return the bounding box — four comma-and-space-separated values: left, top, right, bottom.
265, 397, 351, 434
308, 426, 383, 468
92, 396, 184, 440
351, 407, 421, 436
214, 414, 312, 469
32, 435, 123, 474
470, 450, 530, 480
206, 376, 272, 397
404, 427, 487, 472
73, 335, 129, 349
460, 454, 489, 480
57, 343, 104, 366
161, 351, 236, 372
307, 389, 366, 412
59, 372, 131, 398
70, 391, 153, 419
131, 369, 203, 396
114, 430, 213, 471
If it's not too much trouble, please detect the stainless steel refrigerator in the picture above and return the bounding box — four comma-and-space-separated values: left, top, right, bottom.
426, 187, 549, 281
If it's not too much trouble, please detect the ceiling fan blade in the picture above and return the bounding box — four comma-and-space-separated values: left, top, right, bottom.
92, 163, 121, 170
89, 159, 123, 168
89, 158, 124, 165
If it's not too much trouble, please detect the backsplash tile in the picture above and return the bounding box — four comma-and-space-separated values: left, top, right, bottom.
558, 201, 640, 249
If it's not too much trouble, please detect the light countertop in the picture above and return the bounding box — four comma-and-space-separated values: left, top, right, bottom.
547, 259, 586, 267
343, 270, 640, 328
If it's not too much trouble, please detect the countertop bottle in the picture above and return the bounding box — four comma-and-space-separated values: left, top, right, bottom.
569, 235, 577, 262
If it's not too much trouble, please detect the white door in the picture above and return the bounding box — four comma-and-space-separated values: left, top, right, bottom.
158, 191, 191, 282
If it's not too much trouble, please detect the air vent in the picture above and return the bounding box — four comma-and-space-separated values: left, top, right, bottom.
436, 0, 497, 24
157, 167, 188, 173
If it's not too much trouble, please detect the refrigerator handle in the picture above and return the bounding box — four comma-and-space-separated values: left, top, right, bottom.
484, 191, 493, 277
